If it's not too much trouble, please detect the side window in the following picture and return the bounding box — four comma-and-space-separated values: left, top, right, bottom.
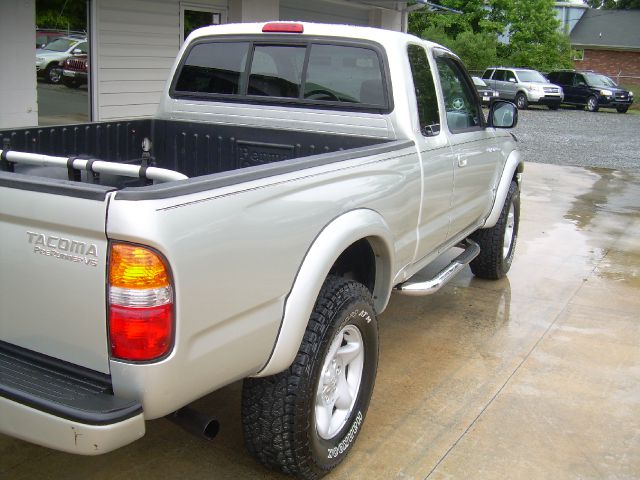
506, 70, 516, 82
435, 55, 482, 133
493, 69, 506, 81
407, 45, 440, 136
574, 74, 585, 86
76, 42, 87, 54
482, 69, 493, 80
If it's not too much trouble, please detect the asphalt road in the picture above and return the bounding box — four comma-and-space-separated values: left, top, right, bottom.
511, 106, 640, 172
37, 81, 89, 124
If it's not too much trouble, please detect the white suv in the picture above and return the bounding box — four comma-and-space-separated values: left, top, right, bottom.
482, 67, 563, 110
36, 36, 87, 84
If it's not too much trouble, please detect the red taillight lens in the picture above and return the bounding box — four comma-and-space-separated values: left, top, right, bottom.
262, 22, 304, 33
109, 304, 173, 361
108, 243, 174, 361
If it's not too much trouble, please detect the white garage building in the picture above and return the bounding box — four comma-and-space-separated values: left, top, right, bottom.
0, 0, 410, 128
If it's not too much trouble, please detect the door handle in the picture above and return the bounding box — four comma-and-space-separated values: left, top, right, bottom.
457, 155, 467, 168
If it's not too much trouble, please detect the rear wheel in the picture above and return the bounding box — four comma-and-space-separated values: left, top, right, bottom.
242, 276, 378, 479
586, 96, 599, 112
616, 106, 629, 113
470, 181, 520, 279
515, 92, 528, 110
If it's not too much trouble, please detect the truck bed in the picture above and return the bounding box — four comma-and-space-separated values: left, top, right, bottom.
0, 119, 389, 194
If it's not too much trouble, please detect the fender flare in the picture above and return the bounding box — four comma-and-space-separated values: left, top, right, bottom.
482, 149, 523, 229
255, 209, 395, 377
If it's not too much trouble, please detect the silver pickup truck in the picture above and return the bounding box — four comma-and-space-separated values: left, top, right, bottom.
0, 22, 520, 479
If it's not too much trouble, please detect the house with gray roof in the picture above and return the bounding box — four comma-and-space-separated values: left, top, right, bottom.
570, 8, 640, 83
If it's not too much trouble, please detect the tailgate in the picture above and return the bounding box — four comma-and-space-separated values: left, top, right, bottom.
0, 182, 113, 374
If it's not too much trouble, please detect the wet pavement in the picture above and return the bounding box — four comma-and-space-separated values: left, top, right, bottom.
1, 162, 639, 479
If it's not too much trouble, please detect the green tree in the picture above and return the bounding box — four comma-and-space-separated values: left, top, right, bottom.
36, 0, 86, 31
409, 0, 572, 72
499, 0, 573, 71
408, 0, 502, 71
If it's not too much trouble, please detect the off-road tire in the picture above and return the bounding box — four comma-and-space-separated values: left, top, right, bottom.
586, 96, 599, 112
470, 181, 520, 279
515, 92, 528, 110
616, 106, 629, 114
242, 276, 378, 479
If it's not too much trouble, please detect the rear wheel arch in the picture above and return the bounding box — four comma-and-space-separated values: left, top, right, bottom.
255, 209, 394, 378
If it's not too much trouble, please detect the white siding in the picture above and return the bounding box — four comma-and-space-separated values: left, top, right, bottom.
280, 0, 370, 26
94, 0, 227, 120
0, 0, 37, 128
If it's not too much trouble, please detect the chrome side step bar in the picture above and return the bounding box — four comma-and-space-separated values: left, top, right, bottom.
394, 239, 480, 296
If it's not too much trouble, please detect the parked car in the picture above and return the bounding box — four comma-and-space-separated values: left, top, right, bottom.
546, 70, 634, 113
482, 67, 564, 110
36, 28, 85, 49
62, 54, 88, 88
35, 36, 87, 84
472, 76, 499, 105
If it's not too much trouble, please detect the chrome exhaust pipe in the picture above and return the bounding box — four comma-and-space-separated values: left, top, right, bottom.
168, 407, 220, 440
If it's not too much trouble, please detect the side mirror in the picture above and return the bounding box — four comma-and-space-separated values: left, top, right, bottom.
72, 48, 83, 55
487, 100, 518, 129
577, 81, 587, 87
508, 78, 516, 83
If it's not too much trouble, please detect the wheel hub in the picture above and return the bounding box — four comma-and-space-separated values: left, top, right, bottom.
315, 324, 365, 439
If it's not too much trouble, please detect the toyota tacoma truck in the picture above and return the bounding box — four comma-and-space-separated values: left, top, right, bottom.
0, 22, 521, 479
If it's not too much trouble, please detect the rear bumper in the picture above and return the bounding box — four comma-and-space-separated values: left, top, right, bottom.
0, 341, 145, 455
0, 396, 145, 455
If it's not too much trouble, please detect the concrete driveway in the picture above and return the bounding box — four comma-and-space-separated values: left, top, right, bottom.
1, 162, 639, 479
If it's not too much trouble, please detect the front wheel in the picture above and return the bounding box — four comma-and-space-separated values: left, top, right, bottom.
515, 92, 528, 110
45, 64, 62, 84
586, 96, 599, 112
470, 181, 520, 279
242, 276, 378, 479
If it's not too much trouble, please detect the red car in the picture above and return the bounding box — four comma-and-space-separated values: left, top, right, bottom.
61, 54, 88, 88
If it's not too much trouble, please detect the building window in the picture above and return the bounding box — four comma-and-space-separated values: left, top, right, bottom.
180, 3, 227, 45
573, 49, 584, 61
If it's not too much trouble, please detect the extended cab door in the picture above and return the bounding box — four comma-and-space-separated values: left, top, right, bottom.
433, 51, 503, 237
406, 44, 454, 262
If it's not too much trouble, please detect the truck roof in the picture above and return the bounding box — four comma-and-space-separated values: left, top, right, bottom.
187, 21, 448, 52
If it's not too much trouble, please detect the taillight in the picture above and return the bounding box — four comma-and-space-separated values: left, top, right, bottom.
108, 243, 174, 361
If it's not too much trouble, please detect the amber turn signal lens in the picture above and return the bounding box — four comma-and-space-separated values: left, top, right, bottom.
109, 243, 170, 289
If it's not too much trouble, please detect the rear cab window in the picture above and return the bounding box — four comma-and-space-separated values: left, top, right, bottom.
171, 37, 392, 112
